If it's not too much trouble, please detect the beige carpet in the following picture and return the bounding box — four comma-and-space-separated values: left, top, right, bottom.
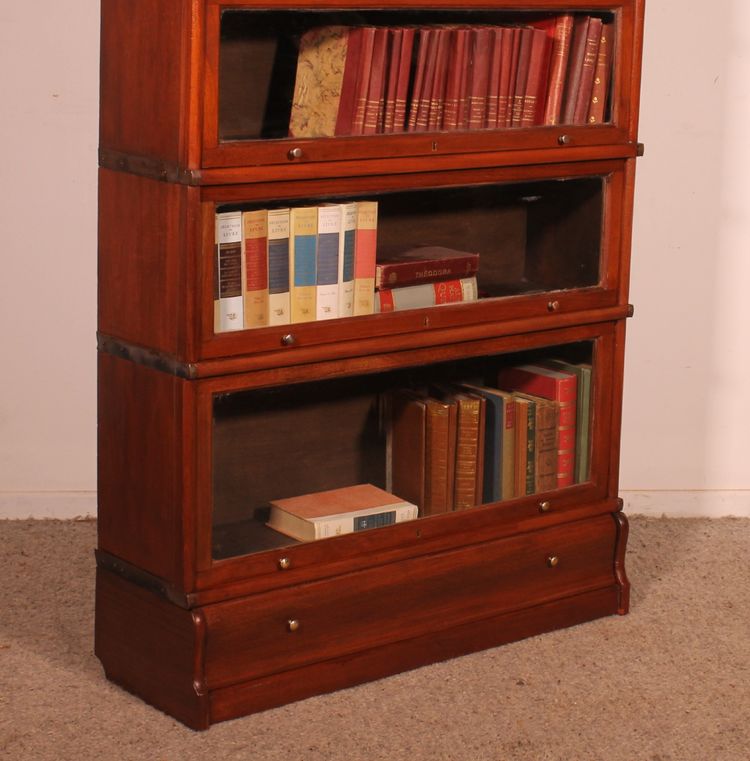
2, 516, 749, 760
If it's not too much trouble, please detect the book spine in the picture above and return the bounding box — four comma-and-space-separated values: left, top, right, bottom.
267, 208, 291, 326
523, 397, 536, 495
485, 28, 503, 128
335, 27, 363, 136
573, 17, 603, 124
375, 254, 479, 289
504, 28, 522, 127
338, 202, 357, 318
534, 400, 559, 492
560, 16, 590, 124
424, 399, 453, 515
316, 205, 341, 320
511, 27, 533, 128
375, 276, 478, 312
289, 206, 317, 323
587, 22, 613, 124
242, 209, 269, 329
467, 28, 492, 130
521, 28, 552, 127
413, 28, 439, 132
362, 27, 389, 134
382, 28, 403, 133
215, 210, 244, 332
392, 28, 416, 132
543, 14, 574, 125
501, 394, 516, 500
443, 28, 468, 130
351, 27, 377, 135
427, 27, 450, 131
407, 28, 432, 131
454, 396, 482, 509
353, 201, 378, 316
496, 27, 514, 128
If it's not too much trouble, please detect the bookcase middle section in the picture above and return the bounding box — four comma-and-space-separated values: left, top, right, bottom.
208, 328, 617, 564
206, 162, 628, 358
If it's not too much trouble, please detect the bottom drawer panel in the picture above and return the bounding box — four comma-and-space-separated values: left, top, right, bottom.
203, 514, 617, 690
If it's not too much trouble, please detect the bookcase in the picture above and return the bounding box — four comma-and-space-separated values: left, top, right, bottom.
96, 0, 644, 729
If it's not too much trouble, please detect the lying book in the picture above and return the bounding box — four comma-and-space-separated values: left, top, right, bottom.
266, 484, 418, 542
375, 246, 480, 289
375, 276, 478, 312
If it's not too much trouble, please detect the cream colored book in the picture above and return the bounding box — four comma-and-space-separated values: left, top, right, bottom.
289, 206, 318, 323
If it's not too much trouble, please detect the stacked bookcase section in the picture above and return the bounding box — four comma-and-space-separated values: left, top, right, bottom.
97, 0, 645, 730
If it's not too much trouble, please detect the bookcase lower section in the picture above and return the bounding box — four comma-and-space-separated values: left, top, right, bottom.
95, 512, 628, 730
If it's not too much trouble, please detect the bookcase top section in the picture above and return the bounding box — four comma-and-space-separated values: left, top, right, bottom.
99, 0, 645, 181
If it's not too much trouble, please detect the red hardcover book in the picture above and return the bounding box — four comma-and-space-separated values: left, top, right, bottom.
414, 28, 440, 131
587, 21, 613, 124
362, 27, 389, 134
496, 27, 514, 127
334, 27, 364, 135
560, 15, 590, 124
457, 27, 473, 129
392, 28, 416, 132
406, 28, 432, 131
573, 17, 603, 124
467, 27, 493, 130
485, 27, 503, 128
443, 28, 469, 130
504, 27, 522, 127
375, 245, 480, 289
497, 364, 577, 488
543, 14, 574, 125
428, 28, 451, 131
351, 27, 377, 134
510, 27, 534, 127
382, 28, 404, 133
521, 28, 552, 127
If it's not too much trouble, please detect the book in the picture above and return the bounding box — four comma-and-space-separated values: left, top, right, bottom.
467, 27, 492, 130
334, 27, 365, 135
351, 27, 378, 134
427, 28, 451, 131
353, 200, 378, 316
214, 210, 244, 332
382, 28, 404, 133
485, 28, 504, 128
242, 209, 269, 329
375, 277, 478, 313
496, 27, 514, 128
362, 27, 389, 134
515, 392, 559, 493
392, 28, 416, 132
289, 206, 318, 323
543, 14, 574, 125
513, 395, 536, 496
337, 202, 357, 317
452, 392, 486, 509
497, 363, 578, 488
388, 390, 427, 511
443, 28, 469, 130
316, 205, 341, 320
267, 208, 291, 326
587, 22, 613, 124
289, 26, 349, 138
406, 28, 433, 131
510, 27, 534, 128
266, 483, 418, 542
520, 28, 552, 127
572, 17, 603, 124
560, 16, 590, 124
424, 396, 457, 514
375, 245, 480, 289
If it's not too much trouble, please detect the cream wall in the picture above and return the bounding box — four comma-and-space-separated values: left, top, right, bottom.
0, 2, 748, 517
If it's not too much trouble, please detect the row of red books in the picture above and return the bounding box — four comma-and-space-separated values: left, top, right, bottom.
289, 15, 613, 138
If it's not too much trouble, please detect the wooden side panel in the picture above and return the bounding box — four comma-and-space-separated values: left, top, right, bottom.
98, 169, 198, 358
95, 568, 209, 730
98, 352, 190, 587
100, 0, 192, 164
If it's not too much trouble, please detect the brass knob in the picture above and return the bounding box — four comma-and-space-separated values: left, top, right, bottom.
539, 500, 551, 513
278, 557, 291, 570
287, 147, 303, 161
547, 555, 559, 568
547, 300, 560, 312
558, 134, 571, 146
281, 333, 296, 347
287, 619, 300, 632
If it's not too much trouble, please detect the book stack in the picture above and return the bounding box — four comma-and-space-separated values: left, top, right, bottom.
266, 483, 419, 542
214, 200, 377, 332
288, 15, 613, 138
385, 360, 592, 513
374, 245, 480, 313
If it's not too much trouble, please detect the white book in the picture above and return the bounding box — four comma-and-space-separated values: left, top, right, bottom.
316, 205, 341, 320
215, 210, 244, 332
338, 202, 357, 318
267, 208, 291, 326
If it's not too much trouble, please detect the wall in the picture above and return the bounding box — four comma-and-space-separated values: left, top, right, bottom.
0, 2, 748, 518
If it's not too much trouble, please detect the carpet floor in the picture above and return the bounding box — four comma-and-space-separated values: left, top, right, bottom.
1, 515, 749, 761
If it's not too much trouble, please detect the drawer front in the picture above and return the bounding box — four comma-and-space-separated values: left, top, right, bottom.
203, 515, 616, 690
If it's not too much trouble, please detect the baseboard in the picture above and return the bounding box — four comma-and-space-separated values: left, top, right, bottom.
0, 491, 97, 520
622, 490, 750, 518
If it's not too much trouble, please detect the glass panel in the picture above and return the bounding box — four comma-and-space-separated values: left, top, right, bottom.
213, 176, 603, 333
219, 10, 616, 142
211, 341, 594, 560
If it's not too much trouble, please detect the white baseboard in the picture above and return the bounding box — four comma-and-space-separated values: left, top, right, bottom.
622, 490, 750, 518
0, 492, 97, 520
1, 490, 748, 520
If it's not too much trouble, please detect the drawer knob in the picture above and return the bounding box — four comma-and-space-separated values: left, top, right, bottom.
287, 147, 303, 161
281, 333, 296, 347
558, 134, 571, 146
539, 500, 551, 513
287, 619, 300, 632
278, 557, 291, 570
547, 555, 560, 568
547, 300, 560, 312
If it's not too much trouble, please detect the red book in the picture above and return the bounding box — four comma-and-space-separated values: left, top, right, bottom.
521, 28, 552, 127
351, 27, 377, 134
413, 28, 440, 132
382, 28, 404, 133
573, 17, 603, 124
406, 28, 432, 131
362, 27, 389, 134
392, 28, 416, 132
335, 27, 364, 136
375, 245, 480, 289
443, 28, 469, 130
560, 16, 590, 124
457, 28, 473, 129
543, 14, 574, 125
485, 28, 504, 128
427, 28, 451, 131
587, 21, 613, 124
504, 28, 522, 127
510, 27, 534, 127
467, 27, 493, 130
496, 27, 514, 128
497, 364, 577, 488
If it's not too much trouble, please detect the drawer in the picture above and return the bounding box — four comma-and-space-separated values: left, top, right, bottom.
202, 515, 617, 690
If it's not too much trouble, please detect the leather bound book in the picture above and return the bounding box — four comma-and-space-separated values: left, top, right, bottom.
543, 14, 574, 125
289, 26, 349, 138
510, 27, 534, 127
375, 245, 479, 289
467, 27, 493, 130
414, 28, 440, 132
498, 364, 578, 488
496, 27, 514, 128
587, 22, 613, 124
560, 15, 590, 124
504, 27, 522, 127
362, 27, 389, 134
392, 28, 416, 132
241, 209, 269, 329
513, 395, 535, 496
334, 27, 364, 135
515, 393, 558, 493
351, 27, 377, 134
521, 28, 552, 127
382, 28, 404, 133
427, 28, 451, 131
572, 17, 603, 124
388, 391, 427, 514
485, 27, 503, 128
424, 396, 457, 514
451, 392, 485, 509
407, 28, 433, 131
443, 28, 469, 130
